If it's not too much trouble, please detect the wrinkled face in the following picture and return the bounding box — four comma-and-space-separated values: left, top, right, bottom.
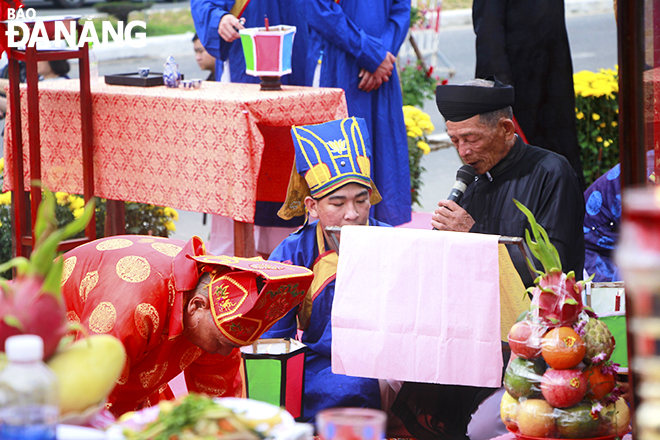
307, 183, 371, 229
194, 39, 216, 72
446, 115, 511, 175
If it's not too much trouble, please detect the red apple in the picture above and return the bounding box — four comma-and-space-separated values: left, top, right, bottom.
508, 321, 544, 359
541, 368, 587, 408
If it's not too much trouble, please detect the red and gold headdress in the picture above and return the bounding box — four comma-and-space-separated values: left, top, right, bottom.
187, 255, 313, 345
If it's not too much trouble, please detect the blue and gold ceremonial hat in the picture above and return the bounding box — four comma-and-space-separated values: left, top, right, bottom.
278, 117, 381, 220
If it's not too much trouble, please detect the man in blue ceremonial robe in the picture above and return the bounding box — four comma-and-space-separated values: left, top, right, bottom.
190, 0, 308, 86
303, 0, 412, 226
262, 117, 389, 422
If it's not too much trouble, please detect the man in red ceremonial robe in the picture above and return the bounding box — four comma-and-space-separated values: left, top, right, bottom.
60, 235, 313, 417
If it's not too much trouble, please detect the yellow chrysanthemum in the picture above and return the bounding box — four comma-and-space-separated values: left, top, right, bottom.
576, 112, 584, 120
604, 140, 610, 147
600, 122, 606, 128
611, 121, 618, 127
72, 207, 85, 219
164, 207, 179, 221
165, 221, 176, 231
407, 131, 416, 138
592, 113, 601, 121
597, 136, 603, 142
55, 192, 70, 206
68, 196, 85, 210
404, 117, 416, 128
411, 126, 423, 137
0, 192, 12, 206
417, 141, 431, 155
0, 157, 4, 173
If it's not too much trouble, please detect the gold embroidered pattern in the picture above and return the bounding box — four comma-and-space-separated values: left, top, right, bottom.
61, 256, 77, 286
211, 276, 249, 324
117, 358, 131, 385
151, 242, 182, 257
167, 280, 176, 307
79, 271, 99, 302
179, 347, 203, 371
66, 310, 80, 324
116, 256, 150, 283
139, 361, 168, 389
134, 303, 160, 339
249, 263, 285, 270
89, 302, 117, 333
96, 238, 134, 251
194, 374, 228, 396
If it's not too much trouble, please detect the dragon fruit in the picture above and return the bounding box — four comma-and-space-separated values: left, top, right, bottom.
514, 200, 588, 328
0, 190, 94, 360
581, 317, 615, 365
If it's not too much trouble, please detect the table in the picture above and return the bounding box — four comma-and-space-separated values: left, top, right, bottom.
3, 80, 348, 256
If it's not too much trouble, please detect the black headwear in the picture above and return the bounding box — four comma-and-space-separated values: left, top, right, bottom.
435, 76, 514, 122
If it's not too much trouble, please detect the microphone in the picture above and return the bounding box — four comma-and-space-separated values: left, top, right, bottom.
447, 165, 477, 205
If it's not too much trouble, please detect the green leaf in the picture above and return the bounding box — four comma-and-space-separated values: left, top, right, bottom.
3, 314, 25, 331
564, 297, 579, 305
548, 317, 559, 324
41, 255, 64, 300
513, 199, 562, 272
33, 189, 57, 249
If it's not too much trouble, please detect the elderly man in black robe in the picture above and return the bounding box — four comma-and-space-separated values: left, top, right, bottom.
391, 78, 585, 440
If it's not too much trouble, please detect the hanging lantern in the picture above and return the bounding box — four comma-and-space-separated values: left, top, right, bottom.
240, 338, 308, 421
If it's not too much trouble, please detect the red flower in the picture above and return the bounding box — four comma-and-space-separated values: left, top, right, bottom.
441, 78, 449, 85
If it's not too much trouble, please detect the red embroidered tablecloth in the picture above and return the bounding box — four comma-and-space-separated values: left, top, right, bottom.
3, 80, 348, 222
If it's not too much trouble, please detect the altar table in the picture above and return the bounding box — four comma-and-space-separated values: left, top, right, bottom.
3, 80, 348, 255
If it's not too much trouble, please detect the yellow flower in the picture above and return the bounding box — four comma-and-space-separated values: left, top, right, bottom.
600, 122, 606, 128
611, 121, 618, 127
404, 117, 416, 128
165, 221, 176, 231
55, 192, 70, 206
72, 207, 85, 219
576, 112, 584, 120
407, 131, 416, 138
411, 126, 423, 137
604, 140, 610, 147
597, 136, 603, 142
417, 141, 431, 155
592, 113, 601, 121
0, 157, 4, 174
0, 192, 12, 206
68, 196, 85, 210
164, 207, 179, 221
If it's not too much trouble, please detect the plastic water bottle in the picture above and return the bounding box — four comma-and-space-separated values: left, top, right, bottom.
0, 335, 59, 440
89, 44, 99, 85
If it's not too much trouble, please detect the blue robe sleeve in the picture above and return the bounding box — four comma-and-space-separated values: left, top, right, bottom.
306, 0, 387, 73
381, 0, 411, 56
260, 237, 300, 339
190, 0, 232, 61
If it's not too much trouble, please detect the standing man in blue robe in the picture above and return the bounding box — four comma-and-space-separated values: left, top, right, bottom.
191, 0, 309, 256
304, 0, 412, 226
263, 117, 389, 422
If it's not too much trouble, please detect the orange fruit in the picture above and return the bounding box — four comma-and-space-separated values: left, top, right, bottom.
542, 326, 586, 369
584, 365, 616, 400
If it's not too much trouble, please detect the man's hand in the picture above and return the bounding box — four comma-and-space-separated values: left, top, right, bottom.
218, 14, 244, 42
431, 200, 475, 232
358, 52, 395, 92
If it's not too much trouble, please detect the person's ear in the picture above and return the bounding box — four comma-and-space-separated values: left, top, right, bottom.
304, 196, 320, 219
186, 293, 209, 316
500, 118, 516, 141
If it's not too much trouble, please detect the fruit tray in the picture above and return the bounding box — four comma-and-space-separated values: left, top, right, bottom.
507, 427, 629, 440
